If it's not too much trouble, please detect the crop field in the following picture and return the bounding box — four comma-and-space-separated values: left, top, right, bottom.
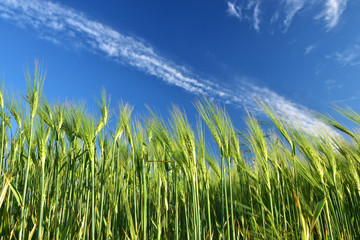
1, 66, 360, 240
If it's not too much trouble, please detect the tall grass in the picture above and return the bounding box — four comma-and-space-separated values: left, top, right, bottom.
0, 65, 360, 239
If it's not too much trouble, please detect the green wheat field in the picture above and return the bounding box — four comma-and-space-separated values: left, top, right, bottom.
1, 65, 359, 240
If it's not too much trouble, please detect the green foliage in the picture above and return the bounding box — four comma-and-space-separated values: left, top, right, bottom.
0, 66, 360, 239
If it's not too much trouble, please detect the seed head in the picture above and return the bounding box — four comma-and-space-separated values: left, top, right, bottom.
0, 91, 3, 109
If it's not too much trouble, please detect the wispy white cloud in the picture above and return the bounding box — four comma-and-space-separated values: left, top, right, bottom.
305, 44, 316, 55
227, 0, 261, 32
316, 0, 347, 30
0, 0, 337, 137
227, 2, 242, 20
324, 79, 343, 91
234, 80, 338, 137
284, 0, 347, 30
253, 2, 261, 32
228, 0, 347, 32
330, 96, 360, 104
0, 0, 219, 96
329, 44, 360, 66
227, 0, 307, 32
270, 11, 279, 24
283, 0, 306, 31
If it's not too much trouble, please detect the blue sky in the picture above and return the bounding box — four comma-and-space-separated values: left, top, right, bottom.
0, 0, 359, 135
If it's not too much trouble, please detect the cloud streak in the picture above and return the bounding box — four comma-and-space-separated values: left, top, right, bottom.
324, 79, 343, 91
227, 0, 347, 32
330, 44, 360, 66
305, 45, 316, 55
227, 2, 242, 20
0, 0, 221, 96
0, 0, 337, 137
233, 80, 338, 137
253, 2, 261, 32
283, 0, 306, 31
316, 0, 347, 29
226, 0, 262, 32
